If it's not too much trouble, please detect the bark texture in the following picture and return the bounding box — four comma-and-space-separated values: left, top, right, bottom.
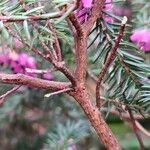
70, 85, 122, 150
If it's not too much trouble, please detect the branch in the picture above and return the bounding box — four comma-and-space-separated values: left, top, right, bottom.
102, 108, 149, 121
47, 21, 62, 62
70, 88, 121, 149
68, 13, 84, 36
67, 0, 106, 83
0, 73, 71, 91
96, 16, 127, 108
127, 108, 145, 150
8, 29, 77, 87
40, 41, 77, 86
25, 68, 56, 74
68, 13, 87, 83
0, 12, 62, 22
135, 121, 150, 138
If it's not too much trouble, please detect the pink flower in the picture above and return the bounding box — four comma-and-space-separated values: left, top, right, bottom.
42, 72, 53, 80
11, 63, 24, 74
81, 0, 93, 8
76, 0, 114, 23
8, 52, 38, 76
26, 57, 37, 69
18, 53, 28, 66
76, 0, 93, 23
130, 29, 150, 52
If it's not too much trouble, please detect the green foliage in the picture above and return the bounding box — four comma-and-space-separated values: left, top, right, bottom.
88, 0, 150, 113
45, 120, 89, 149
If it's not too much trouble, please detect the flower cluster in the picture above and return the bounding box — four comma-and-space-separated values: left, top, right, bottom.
76, 0, 113, 24
130, 29, 150, 52
0, 51, 53, 80
9, 52, 37, 76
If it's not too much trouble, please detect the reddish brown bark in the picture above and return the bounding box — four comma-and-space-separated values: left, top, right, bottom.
70, 85, 121, 150
0, 73, 70, 90
67, 0, 122, 148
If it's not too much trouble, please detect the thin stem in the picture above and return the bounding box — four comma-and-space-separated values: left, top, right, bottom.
127, 108, 145, 150
0, 85, 21, 105
0, 12, 62, 22
135, 121, 150, 138
25, 68, 56, 74
47, 21, 62, 62
45, 88, 73, 97
96, 16, 127, 108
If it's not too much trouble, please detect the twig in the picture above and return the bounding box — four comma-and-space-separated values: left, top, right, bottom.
31, 21, 58, 61
135, 121, 150, 138
44, 88, 73, 97
0, 85, 21, 105
102, 108, 149, 121
127, 108, 145, 150
96, 16, 127, 108
47, 21, 62, 62
65, 24, 85, 82
68, 13, 84, 36
25, 68, 56, 74
40, 40, 56, 61
67, 0, 105, 83
0, 12, 62, 22
68, 13, 87, 83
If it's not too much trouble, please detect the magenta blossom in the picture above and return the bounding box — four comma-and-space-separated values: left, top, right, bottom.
26, 57, 37, 69
130, 29, 150, 52
76, 0, 113, 23
76, 0, 93, 23
0, 51, 54, 80
8, 52, 37, 76
81, 0, 93, 8
42, 72, 53, 80
18, 53, 29, 66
